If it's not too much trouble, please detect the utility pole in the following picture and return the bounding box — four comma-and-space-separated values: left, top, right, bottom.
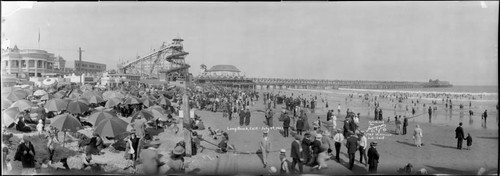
79, 47, 84, 85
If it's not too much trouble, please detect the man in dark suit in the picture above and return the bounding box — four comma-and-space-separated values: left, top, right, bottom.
239, 108, 245, 126
290, 135, 303, 173
367, 141, 379, 173
346, 131, 358, 170
296, 117, 304, 136
244, 108, 251, 126
283, 112, 291, 137
455, 122, 464, 150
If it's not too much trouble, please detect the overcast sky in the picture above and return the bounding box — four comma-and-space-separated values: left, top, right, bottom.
2, 2, 498, 86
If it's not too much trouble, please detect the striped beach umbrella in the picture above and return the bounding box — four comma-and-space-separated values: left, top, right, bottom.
67, 100, 90, 114
102, 91, 124, 101
87, 95, 104, 104
2, 107, 20, 126
45, 98, 69, 112
2, 98, 13, 110
2, 89, 28, 102
50, 113, 82, 133
105, 98, 122, 108
10, 100, 34, 112
130, 110, 155, 123
87, 110, 116, 126
94, 117, 128, 138
141, 98, 156, 107
124, 97, 141, 105
158, 97, 171, 106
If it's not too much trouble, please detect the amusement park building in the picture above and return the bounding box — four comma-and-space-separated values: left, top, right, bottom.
196, 65, 255, 88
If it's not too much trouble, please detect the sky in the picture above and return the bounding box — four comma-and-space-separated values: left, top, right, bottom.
1, 1, 498, 86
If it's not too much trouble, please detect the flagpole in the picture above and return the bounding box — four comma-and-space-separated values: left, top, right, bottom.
38, 28, 40, 49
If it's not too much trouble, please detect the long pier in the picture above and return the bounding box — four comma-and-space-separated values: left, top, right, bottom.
249, 78, 447, 90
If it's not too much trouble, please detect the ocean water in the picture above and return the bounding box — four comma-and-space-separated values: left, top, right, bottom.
274, 86, 499, 130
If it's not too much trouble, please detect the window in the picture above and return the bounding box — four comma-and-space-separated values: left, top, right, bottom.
29, 60, 35, 68
37, 61, 42, 68
21, 60, 26, 67
4, 61, 8, 67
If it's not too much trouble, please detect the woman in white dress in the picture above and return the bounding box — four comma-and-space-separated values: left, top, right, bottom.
413, 125, 423, 147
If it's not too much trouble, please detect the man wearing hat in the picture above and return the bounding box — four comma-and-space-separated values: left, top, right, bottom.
282, 111, 291, 137
132, 115, 146, 139
455, 122, 464, 150
290, 135, 303, 173
333, 129, 345, 162
279, 149, 290, 174
167, 145, 186, 174
367, 141, 380, 173
141, 140, 162, 175
346, 131, 359, 170
243, 107, 251, 126
260, 131, 271, 168
310, 134, 323, 166
358, 131, 368, 166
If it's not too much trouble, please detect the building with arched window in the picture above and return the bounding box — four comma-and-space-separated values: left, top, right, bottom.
1, 45, 58, 78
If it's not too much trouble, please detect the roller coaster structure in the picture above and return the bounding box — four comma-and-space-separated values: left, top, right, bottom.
117, 37, 190, 81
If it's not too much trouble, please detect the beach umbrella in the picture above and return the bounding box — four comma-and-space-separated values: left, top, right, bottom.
130, 110, 155, 123
67, 100, 90, 114
10, 100, 34, 112
124, 97, 141, 105
40, 94, 55, 101
2, 98, 13, 110
45, 98, 69, 112
52, 92, 65, 99
102, 91, 124, 100
81, 91, 102, 99
87, 110, 116, 126
68, 92, 82, 99
141, 98, 156, 107
148, 107, 165, 120
86, 95, 104, 104
42, 78, 58, 87
105, 98, 122, 108
50, 113, 82, 148
158, 97, 171, 106
80, 84, 94, 91
2, 89, 28, 102
94, 117, 128, 138
2, 107, 20, 126
33, 90, 48, 96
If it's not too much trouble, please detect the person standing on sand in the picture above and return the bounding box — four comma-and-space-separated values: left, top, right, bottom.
428, 106, 432, 121
455, 122, 465, 150
333, 129, 345, 162
260, 131, 271, 168
413, 125, 423, 147
358, 132, 368, 167
403, 116, 409, 135
338, 104, 341, 115
374, 107, 379, 121
296, 117, 305, 136
378, 109, 383, 121
239, 108, 245, 126
465, 133, 472, 150
367, 141, 379, 173
244, 107, 251, 126
141, 141, 162, 175
283, 112, 291, 137
290, 135, 303, 173
346, 131, 358, 170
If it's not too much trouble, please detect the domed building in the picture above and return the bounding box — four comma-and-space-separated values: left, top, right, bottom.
196, 64, 255, 88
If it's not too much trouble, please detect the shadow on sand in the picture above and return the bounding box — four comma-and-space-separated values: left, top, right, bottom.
431, 143, 458, 150
424, 165, 474, 175
396, 140, 416, 147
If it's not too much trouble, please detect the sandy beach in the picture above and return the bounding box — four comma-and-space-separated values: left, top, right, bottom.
2, 88, 498, 175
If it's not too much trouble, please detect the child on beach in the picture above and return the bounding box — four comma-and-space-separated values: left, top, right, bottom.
466, 133, 472, 150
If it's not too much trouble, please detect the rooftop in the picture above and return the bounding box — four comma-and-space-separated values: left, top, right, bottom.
207, 65, 241, 73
